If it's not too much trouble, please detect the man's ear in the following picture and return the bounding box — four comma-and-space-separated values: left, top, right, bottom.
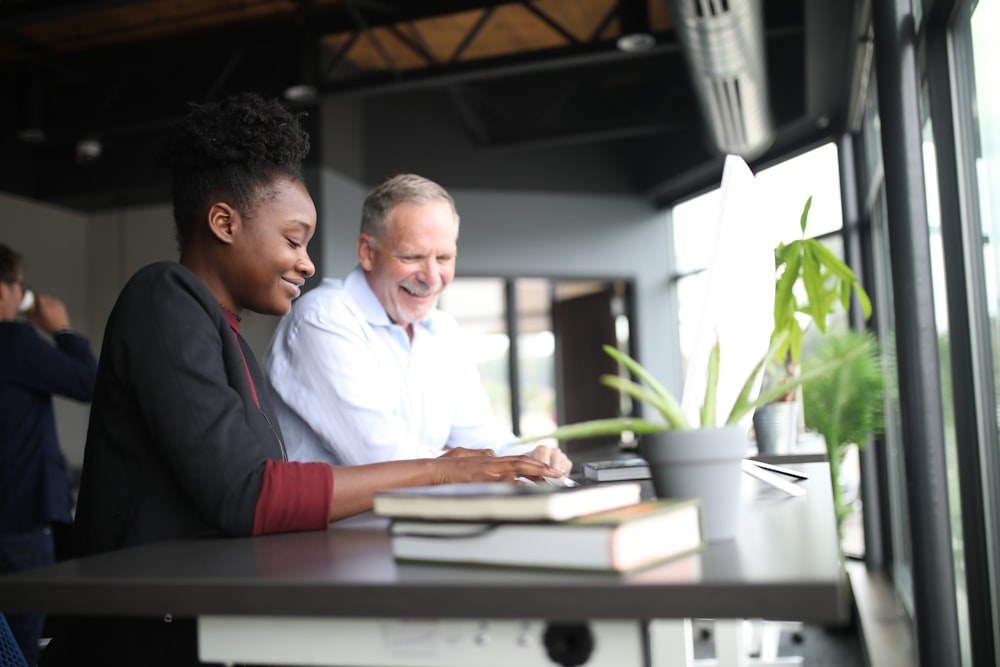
358, 233, 376, 271
207, 203, 238, 245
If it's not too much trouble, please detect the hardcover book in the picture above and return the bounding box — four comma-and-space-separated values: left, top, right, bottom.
582, 457, 651, 482
373, 481, 642, 522
389, 499, 704, 572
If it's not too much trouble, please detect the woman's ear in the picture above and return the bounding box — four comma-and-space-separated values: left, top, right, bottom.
207, 203, 238, 245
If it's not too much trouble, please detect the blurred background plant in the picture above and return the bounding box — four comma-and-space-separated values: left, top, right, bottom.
802, 327, 885, 531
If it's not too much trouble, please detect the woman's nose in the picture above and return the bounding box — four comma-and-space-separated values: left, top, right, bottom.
298, 254, 316, 278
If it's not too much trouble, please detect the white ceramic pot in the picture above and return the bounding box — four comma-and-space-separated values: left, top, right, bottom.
638, 426, 751, 541
752, 401, 799, 454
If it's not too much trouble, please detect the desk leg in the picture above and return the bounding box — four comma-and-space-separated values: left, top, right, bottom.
712, 620, 747, 667
647, 618, 694, 667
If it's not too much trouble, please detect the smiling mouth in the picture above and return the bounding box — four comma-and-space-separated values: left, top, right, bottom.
401, 284, 438, 299
283, 279, 303, 298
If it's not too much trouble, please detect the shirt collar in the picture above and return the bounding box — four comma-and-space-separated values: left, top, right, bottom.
220, 306, 241, 332
345, 265, 437, 334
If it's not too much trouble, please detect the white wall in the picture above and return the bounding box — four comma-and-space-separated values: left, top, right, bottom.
452, 188, 678, 404
2, 173, 678, 467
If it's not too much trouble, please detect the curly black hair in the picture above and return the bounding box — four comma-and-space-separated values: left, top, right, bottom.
158, 92, 311, 251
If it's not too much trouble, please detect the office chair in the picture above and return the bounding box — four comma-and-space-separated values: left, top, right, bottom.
0, 613, 28, 667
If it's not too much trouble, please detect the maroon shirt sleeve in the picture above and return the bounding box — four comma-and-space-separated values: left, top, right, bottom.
253, 460, 333, 535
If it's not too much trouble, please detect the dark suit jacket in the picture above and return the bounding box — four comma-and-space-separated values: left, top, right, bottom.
0, 322, 96, 534
59, 261, 288, 667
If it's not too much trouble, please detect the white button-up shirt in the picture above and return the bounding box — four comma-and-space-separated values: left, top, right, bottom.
264, 266, 518, 465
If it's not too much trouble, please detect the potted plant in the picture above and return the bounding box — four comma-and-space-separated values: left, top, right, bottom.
520, 196, 872, 540
520, 331, 862, 540
801, 327, 884, 533
753, 196, 873, 453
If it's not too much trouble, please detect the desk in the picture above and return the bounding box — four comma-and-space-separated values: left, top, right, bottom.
0, 462, 846, 666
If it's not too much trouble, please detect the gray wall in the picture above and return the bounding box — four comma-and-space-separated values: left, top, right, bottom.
1, 163, 677, 469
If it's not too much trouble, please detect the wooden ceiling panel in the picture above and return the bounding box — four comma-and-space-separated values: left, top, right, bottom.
16, 0, 300, 52
458, 4, 570, 61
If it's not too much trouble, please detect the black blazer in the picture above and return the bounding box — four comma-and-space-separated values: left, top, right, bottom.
54, 262, 288, 667
73, 261, 287, 557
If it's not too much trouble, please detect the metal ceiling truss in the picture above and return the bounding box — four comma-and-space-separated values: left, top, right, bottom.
1, 0, 676, 152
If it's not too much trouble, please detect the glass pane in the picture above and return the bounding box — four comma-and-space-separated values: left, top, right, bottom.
755, 143, 845, 239
671, 143, 845, 380
969, 1, 1000, 656
437, 278, 513, 432
516, 279, 556, 440
872, 186, 915, 615
922, 91, 970, 663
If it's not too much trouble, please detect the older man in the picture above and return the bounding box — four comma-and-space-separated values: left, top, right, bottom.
265, 174, 571, 472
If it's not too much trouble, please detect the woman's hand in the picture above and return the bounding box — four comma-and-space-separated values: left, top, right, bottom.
326, 456, 565, 522
439, 446, 496, 459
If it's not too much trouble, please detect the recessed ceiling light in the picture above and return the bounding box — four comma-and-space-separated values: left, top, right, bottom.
617, 33, 655, 52
16, 127, 46, 143
284, 84, 318, 103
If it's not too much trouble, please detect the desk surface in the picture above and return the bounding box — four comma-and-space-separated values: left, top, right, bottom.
0, 462, 845, 623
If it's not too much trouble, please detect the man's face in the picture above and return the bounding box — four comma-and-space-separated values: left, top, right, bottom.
359, 200, 458, 333
0, 273, 25, 321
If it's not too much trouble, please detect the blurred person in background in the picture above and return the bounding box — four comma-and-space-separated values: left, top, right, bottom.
0, 243, 97, 666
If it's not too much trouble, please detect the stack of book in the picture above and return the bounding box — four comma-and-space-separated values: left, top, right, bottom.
581, 457, 651, 482
374, 482, 704, 573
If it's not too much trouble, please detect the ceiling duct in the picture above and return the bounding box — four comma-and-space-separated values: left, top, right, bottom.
669, 0, 775, 159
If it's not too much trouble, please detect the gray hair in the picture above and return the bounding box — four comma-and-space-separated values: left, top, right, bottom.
360, 174, 459, 241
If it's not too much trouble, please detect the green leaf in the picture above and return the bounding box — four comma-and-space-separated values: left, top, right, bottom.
773, 247, 801, 328
601, 345, 691, 429
726, 331, 789, 425
700, 338, 720, 428
737, 343, 867, 421
774, 240, 798, 268
516, 417, 667, 444
600, 375, 691, 430
808, 240, 856, 282
802, 329, 884, 453
840, 280, 852, 313
805, 238, 872, 320
855, 285, 873, 319
799, 196, 813, 235
788, 319, 803, 364
801, 244, 827, 334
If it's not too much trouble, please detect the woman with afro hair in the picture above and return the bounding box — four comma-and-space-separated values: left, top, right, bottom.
42, 92, 560, 666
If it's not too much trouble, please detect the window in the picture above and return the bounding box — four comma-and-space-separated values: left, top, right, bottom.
439, 277, 632, 443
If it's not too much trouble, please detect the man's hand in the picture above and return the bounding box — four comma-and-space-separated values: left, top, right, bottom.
27, 293, 72, 335
527, 445, 573, 476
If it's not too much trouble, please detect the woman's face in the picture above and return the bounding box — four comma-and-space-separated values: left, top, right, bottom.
229, 178, 317, 316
